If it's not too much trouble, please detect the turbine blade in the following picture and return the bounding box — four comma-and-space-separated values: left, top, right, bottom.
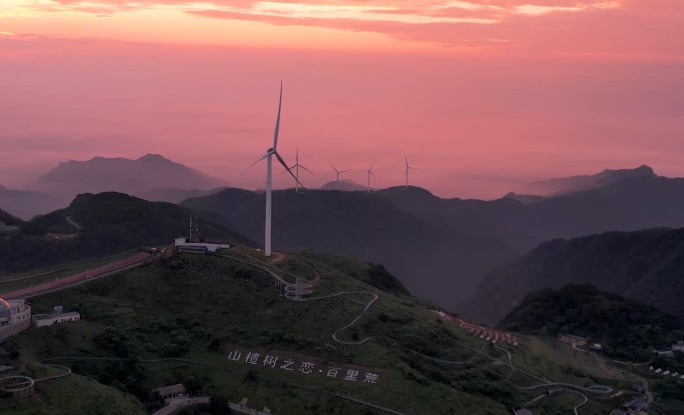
405, 156, 409, 168
242, 152, 270, 175
280, 164, 296, 174
273, 81, 283, 149
340, 169, 352, 174
330, 163, 338, 173
299, 165, 314, 174
276, 151, 305, 189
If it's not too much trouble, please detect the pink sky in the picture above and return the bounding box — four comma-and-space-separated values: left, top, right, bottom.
1, 0, 683, 198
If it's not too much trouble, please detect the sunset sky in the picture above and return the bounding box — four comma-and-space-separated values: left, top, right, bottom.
1, 0, 683, 198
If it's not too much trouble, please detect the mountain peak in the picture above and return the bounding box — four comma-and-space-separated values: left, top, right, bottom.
36, 154, 227, 195
517, 165, 657, 197
138, 153, 170, 162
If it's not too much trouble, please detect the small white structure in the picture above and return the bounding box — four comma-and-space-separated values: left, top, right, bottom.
0, 299, 31, 341
654, 349, 674, 357
672, 341, 684, 352
174, 238, 231, 254
32, 306, 80, 327
152, 384, 186, 400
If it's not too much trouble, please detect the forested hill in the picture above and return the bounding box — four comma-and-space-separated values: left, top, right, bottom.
0, 208, 22, 226
465, 227, 684, 325
498, 284, 682, 358
0, 192, 251, 273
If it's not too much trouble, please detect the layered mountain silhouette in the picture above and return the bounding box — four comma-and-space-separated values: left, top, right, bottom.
467, 227, 684, 326
135, 187, 228, 204
0, 185, 69, 220
515, 165, 656, 197
35, 154, 227, 196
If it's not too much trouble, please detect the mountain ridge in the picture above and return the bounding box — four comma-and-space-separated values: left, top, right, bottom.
35, 153, 227, 196
516, 165, 656, 197
465, 227, 684, 326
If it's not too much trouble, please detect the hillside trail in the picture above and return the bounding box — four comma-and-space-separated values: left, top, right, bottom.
66, 216, 83, 231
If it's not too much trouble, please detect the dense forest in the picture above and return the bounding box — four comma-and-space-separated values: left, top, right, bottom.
498, 284, 683, 359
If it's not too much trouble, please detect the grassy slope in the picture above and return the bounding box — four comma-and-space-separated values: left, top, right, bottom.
1, 250, 627, 415
0, 364, 147, 415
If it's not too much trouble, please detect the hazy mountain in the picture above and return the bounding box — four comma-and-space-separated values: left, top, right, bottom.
0, 185, 69, 220
320, 178, 367, 191
467, 227, 684, 326
181, 188, 517, 306
515, 165, 656, 196
35, 154, 227, 195
135, 186, 228, 204
502, 192, 546, 204
1, 192, 250, 273
498, 284, 681, 359
379, 177, 684, 252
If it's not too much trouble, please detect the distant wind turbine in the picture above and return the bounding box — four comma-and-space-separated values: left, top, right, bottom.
331, 163, 351, 190
282, 145, 313, 193
242, 81, 302, 256
405, 156, 417, 189
364, 164, 374, 193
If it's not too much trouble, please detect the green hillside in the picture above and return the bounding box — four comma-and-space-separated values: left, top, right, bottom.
0, 249, 632, 415
0, 192, 251, 274
498, 284, 682, 359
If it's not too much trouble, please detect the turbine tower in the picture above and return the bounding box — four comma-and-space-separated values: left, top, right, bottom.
331, 163, 351, 190
283, 145, 313, 193
405, 156, 417, 189
364, 164, 374, 193
243, 81, 302, 256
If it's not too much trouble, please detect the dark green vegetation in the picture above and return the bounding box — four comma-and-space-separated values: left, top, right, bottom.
0, 192, 250, 274
469, 227, 684, 325
0, 208, 22, 227
297, 250, 410, 295
649, 353, 684, 413
498, 284, 682, 359
0, 251, 624, 415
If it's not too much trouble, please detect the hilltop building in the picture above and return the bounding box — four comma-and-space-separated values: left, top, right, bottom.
0, 299, 32, 341
174, 238, 232, 254
32, 306, 80, 327
174, 217, 231, 254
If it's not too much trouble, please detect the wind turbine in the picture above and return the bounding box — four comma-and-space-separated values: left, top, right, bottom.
330, 163, 351, 190
282, 145, 313, 193
364, 164, 374, 193
405, 156, 417, 189
243, 81, 302, 256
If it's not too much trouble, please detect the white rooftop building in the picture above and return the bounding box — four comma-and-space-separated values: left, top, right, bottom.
0, 299, 31, 341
